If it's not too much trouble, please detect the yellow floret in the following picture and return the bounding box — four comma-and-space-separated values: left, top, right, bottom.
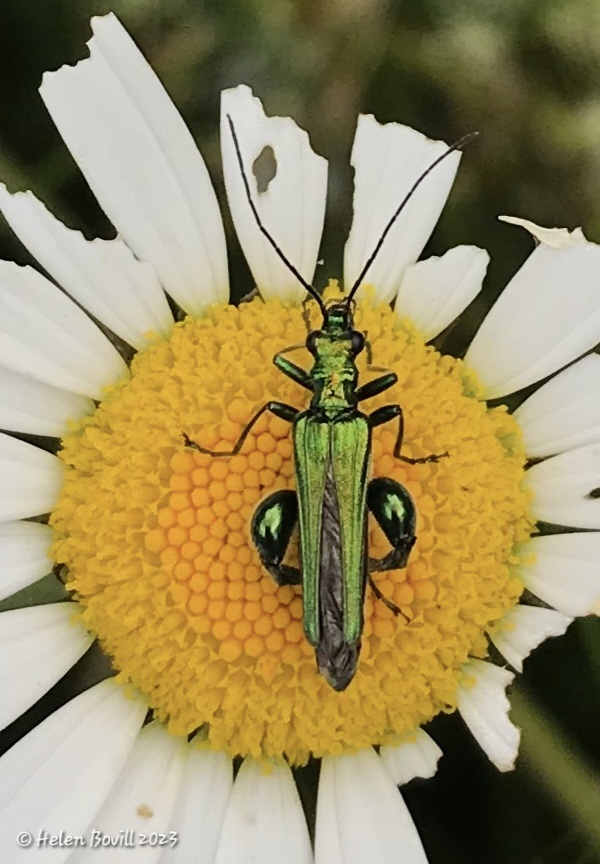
51, 289, 534, 765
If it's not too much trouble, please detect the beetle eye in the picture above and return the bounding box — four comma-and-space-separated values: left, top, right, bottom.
350, 331, 365, 354
306, 331, 321, 354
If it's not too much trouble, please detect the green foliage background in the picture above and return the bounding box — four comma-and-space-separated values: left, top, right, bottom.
0, 1, 599, 862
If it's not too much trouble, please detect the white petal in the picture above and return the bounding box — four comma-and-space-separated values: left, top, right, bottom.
157, 748, 232, 864
0, 433, 63, 522
344, 114, 460, 304
379, 729, 443, 786
214, 758, 311, 864
489, 605, 571, 672
514, 354, 600, 458
221, 85, 327, 303
0, 521, 52, 600
526, 442, 600, 529
0, 365, 93, 437
0, 680, 146, 863
68, 722, 186, 864
457, 659, 520, 772
0, 603, 92, 732
40, 13, 228, 314
315, 749, 429, 864
395, 245, 488, 340
465, 242, 600, 398
0, 185, 173, 349
518, 533, 600, 617
0, 262, 127, 398
499, 215, 587, 248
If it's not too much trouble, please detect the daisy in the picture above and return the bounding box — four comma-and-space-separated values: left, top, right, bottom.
0, 11, 599, 863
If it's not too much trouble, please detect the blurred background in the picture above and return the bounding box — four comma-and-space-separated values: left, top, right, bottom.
0, 1, 599, 862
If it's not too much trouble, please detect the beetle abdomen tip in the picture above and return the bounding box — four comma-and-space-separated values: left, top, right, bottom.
316, 640, 360, 691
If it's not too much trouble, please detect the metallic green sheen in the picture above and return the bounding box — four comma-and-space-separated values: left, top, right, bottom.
293, 415, 329, 644
384, 494, 406, 522
293, 308, 371, 647
330, 417, 370, 642
259, 502, 283, 537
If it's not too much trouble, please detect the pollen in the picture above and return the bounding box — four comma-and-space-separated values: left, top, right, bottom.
51, 288, 534, 765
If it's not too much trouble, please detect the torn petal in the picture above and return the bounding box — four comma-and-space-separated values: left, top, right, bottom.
465, 242, 600, 398
457, 660, 520, 772
379, 728, 443, 786
395, 245, 488, 340
0, 185, 173, 349
221, 85, 327, 303
499, 215, 586, 248
344, 114, 460, 304
489, 605, 571, 672
40, 13, 228, 314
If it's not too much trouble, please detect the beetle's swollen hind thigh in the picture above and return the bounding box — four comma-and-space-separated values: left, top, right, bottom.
367, 476, 417, 572
250, 489, 301, 585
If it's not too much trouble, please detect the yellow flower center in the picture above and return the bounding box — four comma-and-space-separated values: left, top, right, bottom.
51, 286, 534, 765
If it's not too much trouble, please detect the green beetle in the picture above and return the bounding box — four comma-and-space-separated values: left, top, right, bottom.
185, 117, 471, 690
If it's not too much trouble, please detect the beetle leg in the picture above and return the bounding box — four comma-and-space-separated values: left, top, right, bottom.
273, 346, 314, 390
367, 476, 416, 622
362, 332, 396, 373
251, 489, 301, 586
367, 573, 408, 620
369, 404, 448, 464
183, 401, 298, 456
367, 475, 416, 613
355, 372, 397, 402
302, 297, 313, 336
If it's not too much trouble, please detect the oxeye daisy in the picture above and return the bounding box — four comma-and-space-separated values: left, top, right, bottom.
0, 11, 599, 864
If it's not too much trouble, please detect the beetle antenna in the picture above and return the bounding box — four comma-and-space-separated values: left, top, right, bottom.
347, 131, 478, 302
227, 114, 327, 314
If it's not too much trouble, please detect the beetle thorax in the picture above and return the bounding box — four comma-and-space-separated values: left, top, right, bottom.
310, 331, 359, 414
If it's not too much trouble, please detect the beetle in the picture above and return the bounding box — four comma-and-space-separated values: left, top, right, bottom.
184, 116, 473, 690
